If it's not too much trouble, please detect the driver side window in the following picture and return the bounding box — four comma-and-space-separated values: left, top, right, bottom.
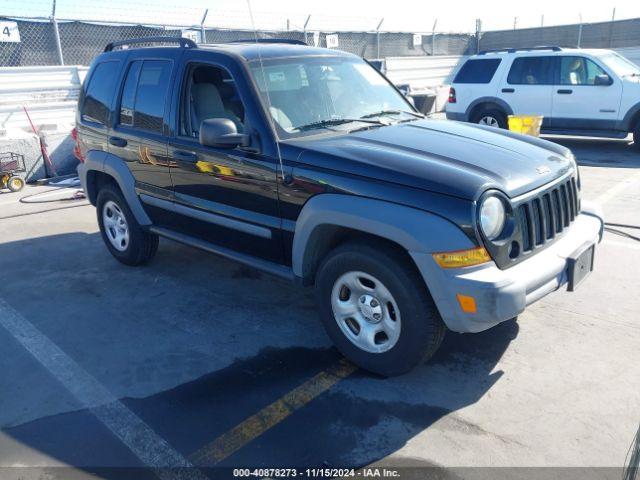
559, 56, 606, 85
180, 64, 246, 138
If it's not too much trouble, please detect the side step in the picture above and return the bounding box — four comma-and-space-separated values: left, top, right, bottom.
149, 226, 296, 282
540, 128, 629, 140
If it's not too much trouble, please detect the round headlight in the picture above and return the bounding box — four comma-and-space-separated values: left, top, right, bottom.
479, 196, 506, 240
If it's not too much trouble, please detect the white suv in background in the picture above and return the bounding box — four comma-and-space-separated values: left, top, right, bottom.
445, 46, 640, 148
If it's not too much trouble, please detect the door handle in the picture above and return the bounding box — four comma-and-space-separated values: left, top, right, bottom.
557, 89, 573, 94
108, 136, 127, 148
501, 88, 515, 93
173, 151, 198, 162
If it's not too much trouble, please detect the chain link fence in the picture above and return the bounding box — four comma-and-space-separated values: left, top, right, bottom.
2, 13, 640, 68
479, 17, 640, 52
0, 17, 476, 67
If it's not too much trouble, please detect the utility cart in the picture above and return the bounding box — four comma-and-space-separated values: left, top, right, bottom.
0, 152, 26, 192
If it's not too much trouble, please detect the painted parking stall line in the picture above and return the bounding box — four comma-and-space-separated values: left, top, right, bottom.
0, 298, 206, 480
595, 170, 640, 205
189, 359, 357, 466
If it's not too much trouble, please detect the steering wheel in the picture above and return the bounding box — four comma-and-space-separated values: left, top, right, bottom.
335, 89, 369, 119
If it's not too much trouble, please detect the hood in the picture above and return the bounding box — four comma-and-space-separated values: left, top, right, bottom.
288, 119, 575, 200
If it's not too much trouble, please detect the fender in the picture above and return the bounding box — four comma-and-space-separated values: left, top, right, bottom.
77, 150, 152, 226
619, 101, 640, 132
292, 194, 475, 279
465, 96, 514, 119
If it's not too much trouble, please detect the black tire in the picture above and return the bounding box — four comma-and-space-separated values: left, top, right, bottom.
7, 176, 25, 192
633, 123, 640, 150
96, 183, 158, 266
315, 241, 446, 377
472, 108, 508, 129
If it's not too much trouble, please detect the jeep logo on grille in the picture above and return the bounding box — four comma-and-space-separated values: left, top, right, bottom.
536, 166, 551, 174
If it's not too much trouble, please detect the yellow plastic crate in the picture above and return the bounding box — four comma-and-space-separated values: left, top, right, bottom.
508, 115, 543, 137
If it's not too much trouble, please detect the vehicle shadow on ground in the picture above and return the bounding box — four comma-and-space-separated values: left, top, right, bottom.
0, 232, 518, 478
544, 136, 640, 168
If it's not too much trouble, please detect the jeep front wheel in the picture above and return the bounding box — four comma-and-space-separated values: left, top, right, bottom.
633, 123, 640, 150
315, 241, 446, 377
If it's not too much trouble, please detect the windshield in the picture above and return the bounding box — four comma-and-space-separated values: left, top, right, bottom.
599, 52, 640, 77
249, 56, 416, 138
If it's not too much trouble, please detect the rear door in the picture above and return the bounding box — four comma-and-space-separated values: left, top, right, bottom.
498, 56, 554, 123
109, 50, 180, 212
550, 55, 623, 131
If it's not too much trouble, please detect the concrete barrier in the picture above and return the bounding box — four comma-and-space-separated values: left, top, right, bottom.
0, 65, 88, 181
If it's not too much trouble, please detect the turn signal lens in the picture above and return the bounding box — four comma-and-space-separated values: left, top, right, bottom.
456, 294, 477, 313
432, 247, 491, 269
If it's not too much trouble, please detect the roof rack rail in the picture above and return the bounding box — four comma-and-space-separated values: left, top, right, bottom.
104, 37, 198, 52
478, 46, 562, 55
227, 38, 308, 46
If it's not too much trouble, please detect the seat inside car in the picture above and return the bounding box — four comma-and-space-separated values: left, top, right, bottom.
190, 67, 244, 134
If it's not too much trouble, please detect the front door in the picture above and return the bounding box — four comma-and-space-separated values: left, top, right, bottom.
166, 53, 283, 263
551, 55, 623, 131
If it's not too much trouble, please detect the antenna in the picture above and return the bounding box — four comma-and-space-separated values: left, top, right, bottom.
245, 0, 286, 182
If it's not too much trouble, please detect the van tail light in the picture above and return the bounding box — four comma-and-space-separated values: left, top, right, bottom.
71, 127, 85, 163
448, 87, 457, 104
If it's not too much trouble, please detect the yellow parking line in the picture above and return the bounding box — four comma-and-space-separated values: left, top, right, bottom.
189, 359, 357, 466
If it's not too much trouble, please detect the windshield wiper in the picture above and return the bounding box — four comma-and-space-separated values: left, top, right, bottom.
292, 118, 386, 132
360, 109, 425, 119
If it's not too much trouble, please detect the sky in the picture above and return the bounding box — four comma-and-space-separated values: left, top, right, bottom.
2, 0, 639, 33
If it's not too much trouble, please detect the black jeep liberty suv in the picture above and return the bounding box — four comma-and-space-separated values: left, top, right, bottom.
76, 38, 604, 376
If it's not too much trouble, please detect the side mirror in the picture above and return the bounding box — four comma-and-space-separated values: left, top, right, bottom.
199, 118, 249, 149
594, 74, 612, 86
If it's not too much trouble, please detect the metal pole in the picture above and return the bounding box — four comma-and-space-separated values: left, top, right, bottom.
541, 15, 544, 28
303, 15, 311, 45
431, 19, 437, 56
200, 9, 208, 44
376, 18, 384, 59
513, 17, 518, 30
609, 8, 616, 47
50, 0, 64, 65
475, 18, 482, 54
577, 14, 583, 48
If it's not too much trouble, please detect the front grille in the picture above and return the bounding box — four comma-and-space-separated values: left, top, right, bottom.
516, 176, 580, 253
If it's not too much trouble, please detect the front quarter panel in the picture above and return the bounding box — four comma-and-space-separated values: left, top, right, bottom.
292, 193, 476, 279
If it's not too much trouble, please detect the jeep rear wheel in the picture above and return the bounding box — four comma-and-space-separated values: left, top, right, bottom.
633, 123, 640, 150
315, 241, 446, 377
472, 108, 507, 129
96, 183, 158, 266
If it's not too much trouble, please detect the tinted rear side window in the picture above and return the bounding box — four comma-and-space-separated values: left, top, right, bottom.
453, 59, 501, 84
133, 60, 172, 133
81, 60, 120, 125
119, 61, 142, 126
507, 57, 555, 85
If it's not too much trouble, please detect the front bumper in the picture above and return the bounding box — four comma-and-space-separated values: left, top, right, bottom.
410, 201, 604, 333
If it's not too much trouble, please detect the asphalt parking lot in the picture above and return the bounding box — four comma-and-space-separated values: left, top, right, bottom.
0, 136, 638, 480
